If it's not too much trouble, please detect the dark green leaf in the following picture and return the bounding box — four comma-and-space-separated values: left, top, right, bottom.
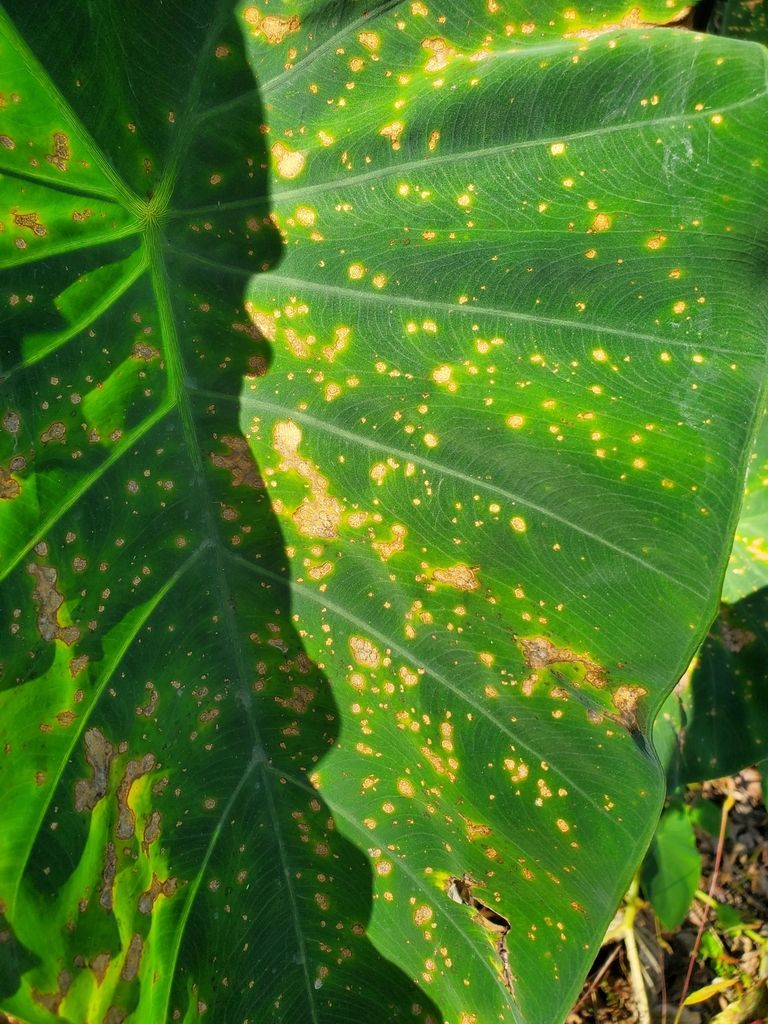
2, 2, 768, 1023
641, 800, 700, 931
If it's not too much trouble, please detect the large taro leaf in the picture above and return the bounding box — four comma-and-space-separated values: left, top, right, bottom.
2, 2, 768, 1024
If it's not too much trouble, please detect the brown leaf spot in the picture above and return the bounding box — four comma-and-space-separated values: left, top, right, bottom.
349, 635, 380, 669
273, 420, 342, 539
69, 654, 89, 678
27, 562, 81, 645
275, 685, 315, 712
611, 685, 648, 733
432, 564, 479, 591
141, 810, 162, 855
75, 728, 115, 812
520, 636, 606, 689
138, 871, 177, 913
99, 841, 117, 910
116, 753, 156, 839
40, 421, 66, 444
0, 465, 20, 499
90, 952, 110, 985
45, 131, 70, 171
720, 621, 755, 654
131, 340, 159, 361
210, 435, 265, 489
56, 710, 76, 727
243, 7, 300, 43
121, 933, 143, 981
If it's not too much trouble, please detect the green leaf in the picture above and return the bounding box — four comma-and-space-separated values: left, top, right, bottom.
725, 409, 768, 603
689, 795, 726, 837
710, 0, 768, 48
663, 592, 768, 782
640, 800, 700, 931
2, 2, 768, 1024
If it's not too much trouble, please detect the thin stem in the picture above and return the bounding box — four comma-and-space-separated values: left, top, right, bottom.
672, 792, 736, 1024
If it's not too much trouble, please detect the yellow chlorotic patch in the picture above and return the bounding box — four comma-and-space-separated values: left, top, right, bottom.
510, 516, 526, 533
271, 142, 305, 179
273, 420, 342, 539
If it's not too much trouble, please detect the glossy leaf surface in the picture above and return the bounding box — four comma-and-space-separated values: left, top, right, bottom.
1, 2, 768, 1024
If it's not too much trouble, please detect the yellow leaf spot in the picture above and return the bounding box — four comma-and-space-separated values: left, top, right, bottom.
349, 57, 364, 71
242, 8, 300, 44
633, 459, 646, 469
412, 0, 429, 11
432, 365, 452, 384
591, 213, 611, 231
397, 778, 416, 797
479, 652, 494, 666
550, 142, 565, 155
457, 193, 471, 207
538, 202, 548, 212
510, 516, 526, 533
358, 31, 380, 50
350, 635, 380, 668
428, 130, 440, 151
423, 433, 438, 448
592, 349, 607, 362
562, 178, 574, 188
271, 142, 305, 179
324, 383, 341, 402
672, 301, 686, 314
646, 233, 666, 249
422, 320, 437, 333
372, 274, 387, 288
711, 113, 723, 125
585, 249, 596, 259
432, 564, 479, 591
348, 264, 365, 280
318, 130, 334, 147
506, 415, 524, 428
556, 819, 570, 833
380, 121, 404, 146
399, 665, 419, 686
295, 207, 315, 226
